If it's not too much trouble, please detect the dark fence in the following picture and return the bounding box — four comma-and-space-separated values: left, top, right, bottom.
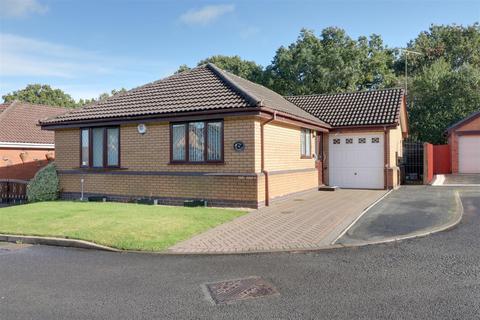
401, 139, 424, 184
0, 179, 28, 205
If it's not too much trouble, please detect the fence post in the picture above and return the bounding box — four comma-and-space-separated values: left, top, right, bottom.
423, 143, 434, 184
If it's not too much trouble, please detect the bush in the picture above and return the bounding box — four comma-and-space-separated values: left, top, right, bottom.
27, 163, 59, 202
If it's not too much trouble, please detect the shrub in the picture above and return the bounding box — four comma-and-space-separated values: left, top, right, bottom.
27, 163, 59, 202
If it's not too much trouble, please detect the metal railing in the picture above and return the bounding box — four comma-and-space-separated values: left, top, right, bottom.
0, 179, 28, 204
401, 139, 424, 184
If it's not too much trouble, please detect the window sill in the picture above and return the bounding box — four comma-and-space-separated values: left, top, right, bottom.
76, 167, 128, 172
300, 156, 313, 159
169, 161, 225, 165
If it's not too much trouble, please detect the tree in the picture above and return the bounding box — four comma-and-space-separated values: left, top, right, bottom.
265, 28, 397, 95
176, 55, 265, 84
395, 23, 480, 76
409, 60, 480, 144
2, 84, 79, 108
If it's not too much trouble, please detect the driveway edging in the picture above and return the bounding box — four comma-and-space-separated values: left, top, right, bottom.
334, 190, 464, 249
0, 191, 464, 256
0, 234, 120, 252
331, 188, 394, 245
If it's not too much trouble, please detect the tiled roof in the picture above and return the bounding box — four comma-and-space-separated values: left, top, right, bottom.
286, 88, 404, 127
445, 110, 480, 133
40, 63, 328, 127
0, 101, 68, 144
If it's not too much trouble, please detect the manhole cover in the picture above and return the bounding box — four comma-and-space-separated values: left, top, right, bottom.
204, 277, 279, 305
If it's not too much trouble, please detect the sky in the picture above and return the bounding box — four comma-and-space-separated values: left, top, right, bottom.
0, 0, 479, 101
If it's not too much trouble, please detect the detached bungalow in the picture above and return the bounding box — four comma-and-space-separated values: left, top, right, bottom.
40, 64, 407, 208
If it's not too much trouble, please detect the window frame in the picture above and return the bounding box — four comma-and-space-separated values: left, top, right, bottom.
79, 126, 121, 169
169, 120, 224, 164
300, 128, 312, 159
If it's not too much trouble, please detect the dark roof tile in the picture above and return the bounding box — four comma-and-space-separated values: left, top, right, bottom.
41, 64, 328, 127
286, 88, 404, 127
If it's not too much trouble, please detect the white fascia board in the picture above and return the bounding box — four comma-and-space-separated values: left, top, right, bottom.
0, 142, 55, 149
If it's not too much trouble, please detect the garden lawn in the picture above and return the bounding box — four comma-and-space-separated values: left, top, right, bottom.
0, 201, 245, 251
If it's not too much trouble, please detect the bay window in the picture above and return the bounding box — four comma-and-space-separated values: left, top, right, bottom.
170, 120, 223, 163
80, 127, 120, 168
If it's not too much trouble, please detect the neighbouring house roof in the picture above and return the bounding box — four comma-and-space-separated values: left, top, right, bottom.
0, 101, 68, 145
286, 88, 405, 127
40, 63, 329, 128
445, 110, 480, 134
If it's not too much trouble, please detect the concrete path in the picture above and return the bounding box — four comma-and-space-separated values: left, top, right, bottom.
443, 174, 480, 185
169, 189, 386, 253
337, 186, 463, 245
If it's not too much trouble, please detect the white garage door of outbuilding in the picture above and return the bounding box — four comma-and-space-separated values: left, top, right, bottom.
329, 134, 384, 189
458, 135, 480, 173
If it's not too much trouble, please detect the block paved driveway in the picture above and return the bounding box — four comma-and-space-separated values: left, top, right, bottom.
169, 189, 386, 253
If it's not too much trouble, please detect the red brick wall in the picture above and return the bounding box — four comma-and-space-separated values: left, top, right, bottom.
0, 148, 54, 180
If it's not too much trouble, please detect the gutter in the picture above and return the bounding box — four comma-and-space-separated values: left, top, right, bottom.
261, 111, 277, 206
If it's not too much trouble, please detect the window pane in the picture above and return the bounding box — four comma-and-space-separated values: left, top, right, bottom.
305, 129, 311, 156
207, 122, 222, 161
107, 128, 119, 166
172, 124, 186, 161
81, 129, 89, 166
301, 129, 306, 155
189, 122, 205, 162
92, 128, 104, 167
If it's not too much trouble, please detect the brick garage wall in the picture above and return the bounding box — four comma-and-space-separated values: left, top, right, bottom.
256, 121, 318, 203
54, 117, 260, 207
388, 125, 403, 188
449, 115, 480, 173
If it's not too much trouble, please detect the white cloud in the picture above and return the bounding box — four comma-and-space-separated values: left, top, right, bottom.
0, 0, 48, 18
180, 4, 235, 25
0, 33, 117, 78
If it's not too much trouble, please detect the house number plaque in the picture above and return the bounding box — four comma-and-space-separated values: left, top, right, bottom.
233, 141, 245, 152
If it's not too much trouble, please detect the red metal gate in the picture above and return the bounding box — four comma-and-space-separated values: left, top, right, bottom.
433, 145, 451, 174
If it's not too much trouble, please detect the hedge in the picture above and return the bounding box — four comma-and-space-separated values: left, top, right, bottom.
27, 163, 59, 202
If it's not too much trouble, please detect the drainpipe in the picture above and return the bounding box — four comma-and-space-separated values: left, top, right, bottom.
261, 111, 276, 206
384, 126, 391, 190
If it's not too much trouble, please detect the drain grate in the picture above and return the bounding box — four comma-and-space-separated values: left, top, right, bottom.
293, 198, 305, 201
204, 277, 279, 305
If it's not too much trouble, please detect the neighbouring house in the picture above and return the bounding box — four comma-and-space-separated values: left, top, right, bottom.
40, 64, 407, 208
445, 110, 480, 174
0, 101, 68, 180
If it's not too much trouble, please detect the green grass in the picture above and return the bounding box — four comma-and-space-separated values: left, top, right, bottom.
0, 201, 245, 251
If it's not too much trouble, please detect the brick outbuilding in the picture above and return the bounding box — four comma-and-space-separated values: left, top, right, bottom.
446, 111, 480, 174
0, 101, 68, 180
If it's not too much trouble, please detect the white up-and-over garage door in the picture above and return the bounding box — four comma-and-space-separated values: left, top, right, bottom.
329, 134, 384, 189
458, 135, 480, 173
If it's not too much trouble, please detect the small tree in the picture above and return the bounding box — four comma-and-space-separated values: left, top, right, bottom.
27, 163, 60, 202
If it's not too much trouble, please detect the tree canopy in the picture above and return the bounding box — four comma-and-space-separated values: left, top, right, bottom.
2, 84, 128, 108
2, 84, 79, 108
3, 23, 479, 143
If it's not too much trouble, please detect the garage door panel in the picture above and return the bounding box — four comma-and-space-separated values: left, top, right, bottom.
459, 136, 480, 173
329, 134, 384, 189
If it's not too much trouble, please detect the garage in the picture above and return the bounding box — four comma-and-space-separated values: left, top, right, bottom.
329, 134, 384, 189
446, 110, 480, 174
458, 135, 480, 173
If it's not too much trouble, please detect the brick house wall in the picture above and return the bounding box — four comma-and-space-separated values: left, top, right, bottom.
0, 148, 54, 180
448, 115, 480, 173
55, 116, 321, 208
